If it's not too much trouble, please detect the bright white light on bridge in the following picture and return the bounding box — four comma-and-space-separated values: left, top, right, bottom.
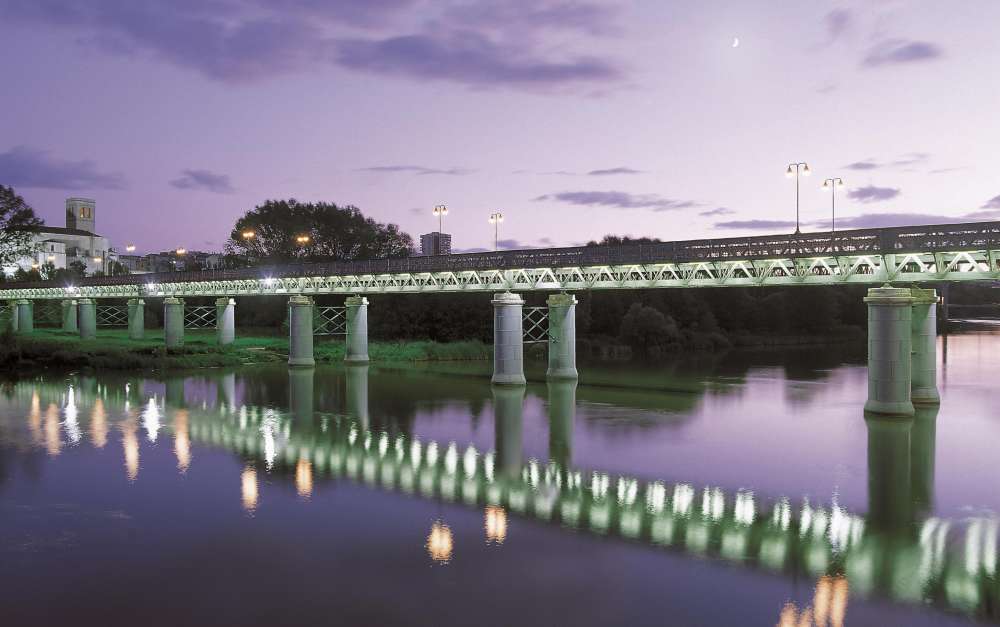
263, 277, 275, 287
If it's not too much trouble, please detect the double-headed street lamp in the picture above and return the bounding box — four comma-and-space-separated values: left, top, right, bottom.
488, 212, 504, 251
786, 162, 811, 234
433, 204, 448, 233
822, 177, 845, 234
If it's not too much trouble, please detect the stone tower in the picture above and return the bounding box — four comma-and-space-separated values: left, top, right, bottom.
66, 197, 96, 233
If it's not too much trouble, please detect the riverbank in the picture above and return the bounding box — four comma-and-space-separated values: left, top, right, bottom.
0, 329, 491, 372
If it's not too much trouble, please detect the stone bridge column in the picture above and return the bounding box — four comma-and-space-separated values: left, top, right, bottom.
216, 298, 235, 345
78, 298, 97, 340
864, 286, 915, 416
128, 298, 144, 340
288, 295, 315, 367
492, 291, 526, 385
164, 297, 185, 348
910, 288, 940, 405
345, 296, 369, 363
61, 299, 78, 332
546, 292, 578, 379
288, 367, 315, 420
865, 414, 913, 532
16, 300, 33, 334
5, 301, 17, 333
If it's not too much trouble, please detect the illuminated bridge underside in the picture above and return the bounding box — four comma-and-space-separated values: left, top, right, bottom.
186, 406, 999, 620
6, 251, 1000, 300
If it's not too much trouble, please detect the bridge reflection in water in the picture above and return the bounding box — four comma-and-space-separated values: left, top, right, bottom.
5, 371, 998, 623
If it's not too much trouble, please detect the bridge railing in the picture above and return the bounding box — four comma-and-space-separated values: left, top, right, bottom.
3, 221, 999, 292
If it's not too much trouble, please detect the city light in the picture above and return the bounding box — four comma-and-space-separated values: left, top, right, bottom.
295, 235, 310, 245
175, 248, 187, 256
485, 505, 508, 544
93, 257, 102, 263
47, 255, 56, 262
241, 231, 255, 239
125, 244, 136, 252
433, 204, 448, 232
31, 262, 39, 269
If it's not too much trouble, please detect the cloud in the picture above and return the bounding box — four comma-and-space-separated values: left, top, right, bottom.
847, 185, 900, 203
824, 9, 852, 42
843, 153, 929, 171
497, 238, 526, 250
359, 165, 473, 176
536, 190, 699, 212
587, 167, 642, 176
169, 169, 234, 193
714, 219, 798, 230
1, 0, 624, 90
982, 195, 1000, 210
334, 31, 622, 90
698, 207, 735, 217
862, 39, 943, 67
832, 210, 1000, 229
0, 145, 126, 190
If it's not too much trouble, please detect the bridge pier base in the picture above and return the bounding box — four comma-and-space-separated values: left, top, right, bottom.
61, 299, 78, 332
910, 288, 940, 405
164, 297, 185, 349
216, 298, 235, 345
344, 296, 369, 363
16, 300, 33, 334
128, 298, 144, 340
546, 292, 578, 379
864, 286, 915, 416
78, 299, 96, 339
492, 291, 526, 385
288, 295, 315, 367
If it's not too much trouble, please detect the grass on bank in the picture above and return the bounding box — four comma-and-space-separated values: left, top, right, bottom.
0, 327, 491, 372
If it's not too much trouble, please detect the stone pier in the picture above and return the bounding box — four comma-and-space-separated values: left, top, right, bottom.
493, 385, 525, 480
344, 296, 369, 363
492, 292, 526, 385
345, 364, 370, 430
61, 299, 78, 332
546, 292, 578, 379
547, 380, 577, 470
864, 286, 915, 416
16, 300, 32, 334
164, 297, 184, 348
216, 298, 235, 345
128, 298, 144, 340
910, 288, 940, 405
78, 299, 97, 340
288, 295, 315, 367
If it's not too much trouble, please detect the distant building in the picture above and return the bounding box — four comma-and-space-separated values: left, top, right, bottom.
420, 232, 452, 256
3, 197, 116, 277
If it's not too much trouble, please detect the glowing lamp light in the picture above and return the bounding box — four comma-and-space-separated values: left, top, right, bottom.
175, 248, 187, 256
93, 257, 103, 263
31, 262, 39, 269
427, 520, 454, 563
295, 235, 310, 245
802, 163, 811, 176
126, 244, 136, 252
488, 213, 504, 224
485, 505, 508, 544
785, 165, 794, 178
47, 255, 56, 262
241, 231, 255, 239
433, 205, 448, 216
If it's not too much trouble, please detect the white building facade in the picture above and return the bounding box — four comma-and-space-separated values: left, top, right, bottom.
3, 197, 116, 277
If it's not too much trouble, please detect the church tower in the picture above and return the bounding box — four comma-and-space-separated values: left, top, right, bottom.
66, 197, 96, 233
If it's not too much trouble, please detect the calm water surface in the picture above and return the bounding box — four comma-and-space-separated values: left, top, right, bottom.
2, 324, 1000, 626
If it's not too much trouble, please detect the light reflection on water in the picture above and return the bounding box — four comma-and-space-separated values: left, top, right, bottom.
2, 324, 1000, 626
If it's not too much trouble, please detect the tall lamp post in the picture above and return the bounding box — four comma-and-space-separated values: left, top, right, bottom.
433, 204, 448, 233
488, 212, 504, 251
822, 177, 845, 235
786, 162, 811, 234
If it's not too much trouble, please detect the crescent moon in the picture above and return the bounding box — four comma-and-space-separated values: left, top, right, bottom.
732, 37, 740, 48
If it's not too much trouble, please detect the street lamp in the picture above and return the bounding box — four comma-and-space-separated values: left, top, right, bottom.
241, 230, 255, 240
125, 244, 136, 253
822, 177, 845, 234
786, 162, 811, 234
433, 205, 448, 233
295, 235, 310, 245
488, 212, 504, 251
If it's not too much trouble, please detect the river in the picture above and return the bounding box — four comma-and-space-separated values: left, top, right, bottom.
2, 323, 999, 626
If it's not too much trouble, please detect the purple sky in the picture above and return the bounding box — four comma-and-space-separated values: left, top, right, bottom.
1, 0, 999, 253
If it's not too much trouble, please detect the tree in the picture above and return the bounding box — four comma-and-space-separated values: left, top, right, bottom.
225, 199, 414, 264
619, 303, 681, 353
586, 235, 662, 246
0, 185, 42, 267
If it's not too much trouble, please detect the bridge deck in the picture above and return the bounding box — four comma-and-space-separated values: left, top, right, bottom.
3, 221, 999, 299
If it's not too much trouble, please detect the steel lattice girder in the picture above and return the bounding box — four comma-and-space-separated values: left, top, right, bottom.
96, 305, 128, 326
314, 306, 346, 335
2, 250, 999, 300
184, 306, 216, 329
523, 307, 548, 344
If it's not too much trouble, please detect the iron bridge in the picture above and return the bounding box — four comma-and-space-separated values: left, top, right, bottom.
4, 222, 1000, 300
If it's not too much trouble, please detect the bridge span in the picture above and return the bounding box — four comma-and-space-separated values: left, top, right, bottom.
2, 222, 992, 413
